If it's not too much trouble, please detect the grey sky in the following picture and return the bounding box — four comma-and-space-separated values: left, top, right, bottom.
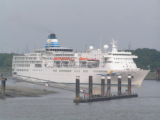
0, 0, 160, 53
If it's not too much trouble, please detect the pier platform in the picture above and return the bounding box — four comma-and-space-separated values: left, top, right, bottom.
74, 93, 138, 103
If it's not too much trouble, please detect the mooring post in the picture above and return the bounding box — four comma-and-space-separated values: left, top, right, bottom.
89, 76, 92, 99
75, 76, 80, 100
118, 76, 121, 95
107, 76, 111, 97
128, 76, 131, 94
157, 68, 160, 81
1, 75, 7, 96
101, 76, 105, 97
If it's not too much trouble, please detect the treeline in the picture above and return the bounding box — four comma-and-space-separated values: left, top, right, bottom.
127, 48, 160, 72
0, 48, 160, 72
0, 53, 15, 68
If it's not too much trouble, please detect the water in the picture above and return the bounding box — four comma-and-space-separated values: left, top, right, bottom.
0, 79, 160, 120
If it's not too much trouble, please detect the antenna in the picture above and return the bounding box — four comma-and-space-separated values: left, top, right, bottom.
100, 35, 102, 50
128, 42, 131, 50
84, 44, 87, 52
36, 36, 39, 49
26, 44, 29, 53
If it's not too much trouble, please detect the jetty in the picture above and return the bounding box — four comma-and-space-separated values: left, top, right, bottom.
74, 75, 138, 103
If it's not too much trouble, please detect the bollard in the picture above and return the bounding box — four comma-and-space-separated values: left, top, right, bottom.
1, 81, 5, 96
118, 76, 121, 95
107, 76, 111, 97
128, 76, 131, 94
75, 76, 80, 100
1, 77, 7, 96
157, 68, 160, 81
101, 76, 105, 97
89, 76, 92, 99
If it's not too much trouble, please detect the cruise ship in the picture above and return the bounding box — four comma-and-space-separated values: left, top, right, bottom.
12, 34, 149, 85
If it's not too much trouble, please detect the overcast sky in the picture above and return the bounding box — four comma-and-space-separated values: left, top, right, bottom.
0, 0, 160, 53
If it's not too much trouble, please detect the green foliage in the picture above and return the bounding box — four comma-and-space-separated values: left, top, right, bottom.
0, 53, 15, 68
128, 48, 160, 72
0, 49, 160, 72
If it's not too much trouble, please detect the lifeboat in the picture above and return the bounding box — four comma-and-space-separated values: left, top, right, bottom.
61, 57, 70, 60
79, 57, 88, 60
53, 57, 61, 61
87, 59, 99, 61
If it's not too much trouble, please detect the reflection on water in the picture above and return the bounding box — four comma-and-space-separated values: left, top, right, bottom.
0, 79, 160, 120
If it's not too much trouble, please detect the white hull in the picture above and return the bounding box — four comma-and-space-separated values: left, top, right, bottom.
12, 68, 149, 85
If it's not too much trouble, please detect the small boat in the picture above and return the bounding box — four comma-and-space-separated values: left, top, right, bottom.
61, 57, 70, 60
79, 57, 88, 60
53, 57, 61, 60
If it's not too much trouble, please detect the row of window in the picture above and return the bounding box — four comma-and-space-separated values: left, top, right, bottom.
46, 49, 73, 52
52, 70, 107, 73
59, 70, 71, 72
33, 69, 42, 71
15, 64, 30, 67
17, 69, 29, 71
83, 70, 88, 73
14, 61, 42, 64
42, 57, 53, 60
15, 57, 37, 60
114, 58, 132, 60
55, 54, 74, 56
93, 70, 107, 72
103, 61, 112, 63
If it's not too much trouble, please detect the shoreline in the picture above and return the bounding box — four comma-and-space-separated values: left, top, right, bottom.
0, 85, 56, 99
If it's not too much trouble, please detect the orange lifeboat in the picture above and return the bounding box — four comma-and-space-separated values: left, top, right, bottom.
87, 59, 99, 61
79, 57, 88, 60
53, 57, 61, 60
61, 57, 70, 60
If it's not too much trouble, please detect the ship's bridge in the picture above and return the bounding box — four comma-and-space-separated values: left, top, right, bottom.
45, 34, 73, 52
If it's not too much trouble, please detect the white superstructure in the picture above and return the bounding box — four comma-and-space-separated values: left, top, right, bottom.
12, 34, 149, 85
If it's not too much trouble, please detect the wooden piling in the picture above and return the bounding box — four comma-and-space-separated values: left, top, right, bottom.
107, 76, 111, 97
118, 76, 121, 95
157, 68, 160, 81
101, 77, 105, 96
75, 76, 80, 100
89, 76, 92, 99
128, 76, 131, 94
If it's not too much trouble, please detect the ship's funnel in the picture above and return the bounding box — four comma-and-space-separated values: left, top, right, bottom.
45, 34, 60, 48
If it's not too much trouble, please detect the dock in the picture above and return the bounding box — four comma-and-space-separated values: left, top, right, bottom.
73, 75, 138, 103
74, 94, 138, 103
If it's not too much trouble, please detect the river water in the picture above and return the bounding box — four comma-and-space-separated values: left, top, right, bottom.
0, 79, 160, 120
